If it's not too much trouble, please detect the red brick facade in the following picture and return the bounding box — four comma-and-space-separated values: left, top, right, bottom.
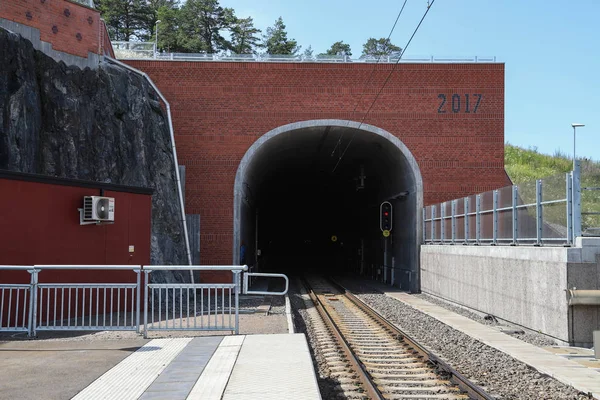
125, 61, 510, 265
0, 0, 111, 58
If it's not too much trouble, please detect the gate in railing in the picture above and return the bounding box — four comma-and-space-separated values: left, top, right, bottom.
143, 266, 246, 337
0, 264, 286, 337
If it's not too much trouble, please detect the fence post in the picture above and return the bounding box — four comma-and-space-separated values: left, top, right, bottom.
431, 206, 436, 242
233, 271, 240, 335
536, 179, 543, 246
27, 269, 38, 337
493, 190, 498, 245
512, 185, 518, 245
567, 172, 573, 245
143, 270, 151, 339
135, 269, 141, 334
422, 208, 426, 243
440, 203, 445, 243
451, 200, 456, 244
476, 195, 481, 245
572, 161, 582, 241
464, 197, 469, 244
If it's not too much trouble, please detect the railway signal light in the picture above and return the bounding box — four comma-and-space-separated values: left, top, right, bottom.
380, 201, 392, 232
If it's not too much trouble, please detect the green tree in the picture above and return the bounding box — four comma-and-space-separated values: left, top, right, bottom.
361, 37, 401, 58
179, 0, 235, 53
262, 17, 300, 55
155, 5, 186, 52
229, 17, 261, 54
95, 0, 148, 41
322, 41, 352, 57
138, 0, 178, 42
303, 45, 314, 59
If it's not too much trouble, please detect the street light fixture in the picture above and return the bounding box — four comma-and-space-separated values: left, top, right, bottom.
571, 123, 585, 170
155, 20, 161, 59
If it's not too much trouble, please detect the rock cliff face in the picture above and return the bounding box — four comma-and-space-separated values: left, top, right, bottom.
0, 28, 188, 278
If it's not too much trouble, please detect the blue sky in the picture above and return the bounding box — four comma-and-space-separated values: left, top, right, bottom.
224, 0, 599, 161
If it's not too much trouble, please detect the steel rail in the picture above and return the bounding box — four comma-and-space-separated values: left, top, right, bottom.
331, 279, 495, 400
301, 278, 383, 400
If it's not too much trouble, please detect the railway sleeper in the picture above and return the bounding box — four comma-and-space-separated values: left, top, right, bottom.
361, 357, 422, 364
383, 393, 469, 400
371, 372, 441, 380
382, 385, 461, 393
362, 362, 428, 369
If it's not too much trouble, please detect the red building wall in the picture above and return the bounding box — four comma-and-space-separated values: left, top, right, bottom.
125, 60, 510, 265
0, 172, 151, 278
0, 0, 111, 58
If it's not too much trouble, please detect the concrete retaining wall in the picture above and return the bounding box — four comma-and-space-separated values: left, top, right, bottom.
421, 238, 600, 346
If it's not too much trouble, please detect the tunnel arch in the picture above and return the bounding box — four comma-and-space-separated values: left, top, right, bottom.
233, 119, 423, 292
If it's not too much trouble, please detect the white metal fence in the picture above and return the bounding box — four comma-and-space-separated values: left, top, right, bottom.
0, 264, 289, 337
423, 162, 590, 246
111, 42, 497, 64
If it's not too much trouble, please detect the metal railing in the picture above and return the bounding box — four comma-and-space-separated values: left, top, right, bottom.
33, 265, 140, 336
111, 43, 497, 64
243, 272, 289, 296
0, 266, 33, 334
0, 264, 289, 337
423, 163, 583, 246
143, 265, 246, 337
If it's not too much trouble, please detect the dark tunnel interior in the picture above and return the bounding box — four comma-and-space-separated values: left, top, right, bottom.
236, 123, 421, 290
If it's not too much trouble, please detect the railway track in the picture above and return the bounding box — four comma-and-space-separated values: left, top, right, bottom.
301, 276, 494, 400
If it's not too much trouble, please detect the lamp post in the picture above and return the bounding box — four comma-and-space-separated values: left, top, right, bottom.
571, 123, 585, 170
154, 20, 161, 59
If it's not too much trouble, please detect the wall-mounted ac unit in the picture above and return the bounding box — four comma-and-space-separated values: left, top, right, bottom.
82, 196, 115, 222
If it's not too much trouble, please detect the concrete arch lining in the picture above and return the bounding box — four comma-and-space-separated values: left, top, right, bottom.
233, 119, 423, 291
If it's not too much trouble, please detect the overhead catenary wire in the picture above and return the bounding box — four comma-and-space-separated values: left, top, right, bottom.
330, 0, 409, 157
332, 0, 436, 173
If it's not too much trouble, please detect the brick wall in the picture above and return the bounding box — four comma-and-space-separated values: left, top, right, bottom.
125, 60, 511, 265
0, 0, 106, 58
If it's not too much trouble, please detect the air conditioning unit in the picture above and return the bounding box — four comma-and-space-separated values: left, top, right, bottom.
82, 196, 115, 222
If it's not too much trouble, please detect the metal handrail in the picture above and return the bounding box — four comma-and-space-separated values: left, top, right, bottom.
144, 265, 248, 271
111, 43, 498, 64
0, 265, 36, 270
34, 264, 140, 270
243, 272, 289, 296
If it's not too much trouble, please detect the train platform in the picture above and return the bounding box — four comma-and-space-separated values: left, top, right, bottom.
71, 333, 321, 400
377, 287, 600, 399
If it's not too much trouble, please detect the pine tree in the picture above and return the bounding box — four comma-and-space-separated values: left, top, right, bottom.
321, 41, 352, 57
179, 0, 234, 53
262, 17, 300, 55
95, 0, 148, 41
361, 38, 401, 59
230, 17, 261, 54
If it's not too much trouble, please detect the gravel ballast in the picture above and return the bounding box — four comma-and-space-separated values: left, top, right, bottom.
415, 293, 558, 347
343, 282, 591, 400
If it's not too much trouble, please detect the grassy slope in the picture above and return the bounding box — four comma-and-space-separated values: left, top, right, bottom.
504, 144, 600, 233
505, 144, 574, 183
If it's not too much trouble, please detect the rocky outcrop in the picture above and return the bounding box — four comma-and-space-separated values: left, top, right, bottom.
0, 27, 188, 278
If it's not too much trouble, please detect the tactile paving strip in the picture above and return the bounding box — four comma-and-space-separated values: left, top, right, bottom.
72, 338, 192, 400
139, 336, 223, 400
186, 335, 245, 400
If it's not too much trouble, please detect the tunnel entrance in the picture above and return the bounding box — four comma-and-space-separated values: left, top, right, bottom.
234, 120, 423, 292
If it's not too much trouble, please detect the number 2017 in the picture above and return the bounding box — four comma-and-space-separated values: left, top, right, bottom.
437, 94, 482, 114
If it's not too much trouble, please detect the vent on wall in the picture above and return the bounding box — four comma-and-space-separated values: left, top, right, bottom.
80, 196, 115, 225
